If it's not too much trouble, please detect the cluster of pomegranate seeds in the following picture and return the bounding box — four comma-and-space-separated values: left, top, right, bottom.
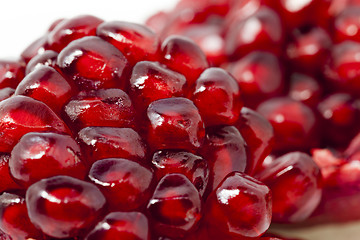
0, 0, 359, 238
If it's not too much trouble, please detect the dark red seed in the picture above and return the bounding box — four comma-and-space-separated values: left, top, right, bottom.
25, 50, 58, 74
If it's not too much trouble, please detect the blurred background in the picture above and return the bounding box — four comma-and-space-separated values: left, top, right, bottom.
0, 0, 177, 58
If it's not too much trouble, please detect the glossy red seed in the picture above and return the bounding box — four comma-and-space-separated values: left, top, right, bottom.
0, 60, 24, 89
85, 211, 150, 240
78, 127, 147, 166
288, 73, 322, 107
227, 51, 284, 108
200, 125, 247, 193
152, 150, 209, 196
0, 193, 42, 240
0, 154, 20, 193
25, 50, 58, 74
26, 175, 106, 238
324, 41, 360, 95
15, 65, 76, 114
257, 97, 318, 152
286, 27, 332, 74
89, 158, 154, 211
47, 15, 103, 52
9, 132, 86, 187
63, 88, 136, 131
334, 7, 360, 42
205, 172, 271, 239
191, 67, 242, 126
57, 36, 130, 90
0, 95, 70, 153
256, 152, 322, 223
225, 7, 284, 59
146, 97, 205, 152
97, 21, 159, 65
236, 107, 275, 175
160, 36, 209, 86
147, 173, 202, 238
129, 61, 187, 112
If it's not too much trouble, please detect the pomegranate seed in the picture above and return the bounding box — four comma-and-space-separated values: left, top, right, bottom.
152, 150, 209, 196
78, 127, 147, 166
0, 88, 14, 102
15, 65, 76, 114
63, 88, 136, 131
160, 36, 209, 86
47, 15, 103, 52
204, 172, 271, 239
256, 152, 322, 223
57, 36, 130, 90
20, 36, 48, 64
191, 67, 242, 126
200, 125, 247, 193
89, 158, 154, 211
0, 192, 42, 239
334, 7, 360, 43
0, 60, 24, 89
26, 175, 106, 238
97, 21, 159, 65
85, 211, 150, 240
0, 154, 19, 193
147, 173, 202, 238
146, 97, 205, 152
25, 50, 58, 74
9, 132, 86, 187
0, 95, 70, 153
288, 73, 322, 107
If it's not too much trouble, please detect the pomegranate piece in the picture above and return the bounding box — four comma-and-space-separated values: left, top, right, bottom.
257, 97, 318, 152
47, 15, 103, 52
225, 6, 284, 59
334, 7, 360, 43
236, 107, 275, 175
78, 127, 147, 165
85, 211, 150, 240
0, 88, 14, 102
129, 61, 187, 112
57, 36, 130, 90
317, 93, 360, 147
0, 60, 24, 89
15, 65, 76, 114
160, 36, 209, 86
25, 50, 58, 74
0, 95, 70, 153
152, 150, 209, 196
0, 154, 19, 193
286, 27, 332, 74
20, 36, 48, 64
200, 125, 247, 193
9, 132, 86, 187
191, 67, 242, 126
204, 172, 272, 239
26, 175, 106, 238
97, 21, 159, 65
147, 173, 202, 238
63, 88, 136, 131
0, 192, 42, 239
88, 158, 154, 211
227, 51, 284, 108
288, 73, 322, 107
324, 41, 360, 95
256, 152, 322, 223
146, 97, 205, 152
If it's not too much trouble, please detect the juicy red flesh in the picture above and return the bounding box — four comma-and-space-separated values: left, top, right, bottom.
88, 158, 154, 211
26, 175, 106, 238
146, 97, 205, 152
85, 211, 150, 240
0, 60, 24, 89
9, 132, 86, 187
147, 173, 202, 238
204, 172, 272, 239
0, 154, 19, 193
57, 36, 130, 90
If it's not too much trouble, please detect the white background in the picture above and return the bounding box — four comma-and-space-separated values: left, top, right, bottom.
0, 0, 178, 58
